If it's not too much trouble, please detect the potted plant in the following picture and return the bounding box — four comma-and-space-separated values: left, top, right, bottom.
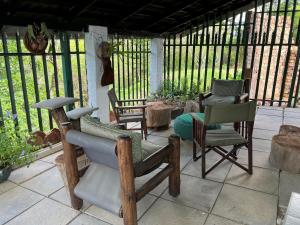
0, 114, 35, 183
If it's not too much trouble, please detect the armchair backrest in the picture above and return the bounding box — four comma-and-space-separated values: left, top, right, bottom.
108, 88, 121, 120
212, 79, 244, 96
204, 101, 257, 124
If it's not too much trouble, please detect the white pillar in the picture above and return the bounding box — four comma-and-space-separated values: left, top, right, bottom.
150, 38, 164, 94
85, 25, 110, 123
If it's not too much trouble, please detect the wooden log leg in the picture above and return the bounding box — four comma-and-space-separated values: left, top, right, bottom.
61, 122, 83, 210
117, 136, 137, 225
51, 107, 69, 130
168, 135, 180, 197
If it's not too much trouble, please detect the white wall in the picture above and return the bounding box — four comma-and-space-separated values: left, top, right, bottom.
85, 26, 110, 123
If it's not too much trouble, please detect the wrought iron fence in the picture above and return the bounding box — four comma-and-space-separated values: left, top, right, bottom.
0, 32, 87, 132
110, 35, 151, 101
163, 0, 300, 107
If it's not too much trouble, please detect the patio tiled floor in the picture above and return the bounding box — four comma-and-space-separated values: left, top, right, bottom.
0, 106, 300, 225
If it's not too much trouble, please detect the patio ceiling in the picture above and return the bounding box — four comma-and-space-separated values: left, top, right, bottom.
0, 0, 255, 36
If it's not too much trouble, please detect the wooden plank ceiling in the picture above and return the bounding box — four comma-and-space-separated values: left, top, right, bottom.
0, 0, 254, 36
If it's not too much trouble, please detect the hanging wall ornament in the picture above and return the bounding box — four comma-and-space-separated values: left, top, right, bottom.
96, 41, 114, 86
24, 22, 50, 54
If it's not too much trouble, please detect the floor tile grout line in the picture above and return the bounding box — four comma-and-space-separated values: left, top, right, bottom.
2, 196, 46, 225
9, 163, 56, 185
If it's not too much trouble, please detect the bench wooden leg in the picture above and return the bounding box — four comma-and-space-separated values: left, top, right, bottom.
61, 122, 83, 210
117, 136, 138, 225
168, 135, 180, 197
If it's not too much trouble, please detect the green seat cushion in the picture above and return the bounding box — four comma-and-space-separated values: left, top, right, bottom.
203, 95, 235, 106
206, 129, 247, 146
81, 115, 143, 163
141, 140, 162, 159
174, 113, 220, 141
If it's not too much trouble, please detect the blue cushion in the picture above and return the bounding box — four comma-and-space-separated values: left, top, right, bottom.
174, 113, 221, 140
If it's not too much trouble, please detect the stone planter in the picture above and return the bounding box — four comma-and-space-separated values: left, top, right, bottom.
0, 166, 12, 183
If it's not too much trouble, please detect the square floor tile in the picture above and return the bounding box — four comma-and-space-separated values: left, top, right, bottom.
255, 114, 283, 131
151, 128, 174, 138
284, 118, 300, 127
237, 150, 276, 170
253, 129, 277, 140
0, 181, 17, 195
279, 171, 300, 207
21, 167, 64, 196
85, 194, 157, 225
162, 174, 222, 212
226, 166, 279, 195
39, 150, 63, 164
212, 184, 277, 225
205, 214, 243, 225
182, 151, 233, 182
5, 198, 79, 225
9, 160, 54, 184
252, 138, 272, 152
135, 168, 168, 196
257, 108, 283, 117
68, 213, 110, 225
0, 186, 43, 224
50, 187, 91, 211
139, 198, 207, 225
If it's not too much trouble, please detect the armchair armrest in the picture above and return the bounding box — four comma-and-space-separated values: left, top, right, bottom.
240, 93, 249, 102
199, 92, 212, 101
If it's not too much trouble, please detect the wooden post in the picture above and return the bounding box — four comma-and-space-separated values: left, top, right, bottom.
117, 135, 137, 225
168, 135, 180, 197
61, 122, 83, 210
51, 107, 69, 130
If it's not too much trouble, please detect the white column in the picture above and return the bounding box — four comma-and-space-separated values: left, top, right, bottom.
150, 38, 164, 94
85, 25, 110, 123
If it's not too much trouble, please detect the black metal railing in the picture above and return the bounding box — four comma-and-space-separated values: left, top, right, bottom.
0, 32, 87, 132
110, 35, 151, 101
163, 0, 300, 107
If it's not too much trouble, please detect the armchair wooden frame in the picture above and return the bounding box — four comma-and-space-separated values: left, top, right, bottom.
108, 88, 148, 140
61, 122, 180, 225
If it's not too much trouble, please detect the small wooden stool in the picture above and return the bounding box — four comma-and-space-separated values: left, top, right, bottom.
146, 101, 172, 130
270, 125, 300, 174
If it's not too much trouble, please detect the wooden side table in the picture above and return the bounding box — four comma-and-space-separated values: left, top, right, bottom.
146, 101, 172, 130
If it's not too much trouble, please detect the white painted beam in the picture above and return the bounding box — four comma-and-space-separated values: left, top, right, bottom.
150, 38, 164, 95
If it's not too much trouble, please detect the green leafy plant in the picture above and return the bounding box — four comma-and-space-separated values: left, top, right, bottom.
0, 114, 35, 169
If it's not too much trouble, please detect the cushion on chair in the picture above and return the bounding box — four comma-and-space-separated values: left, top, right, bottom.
141, 140, 162, 159
212, 79, 244, 96
34, 97, 79, 110
174, 113, 221, 140
81, 115, 143, 163
202, 95, 236, 106
66, 107, 98, 120
205, 129, 247, 146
